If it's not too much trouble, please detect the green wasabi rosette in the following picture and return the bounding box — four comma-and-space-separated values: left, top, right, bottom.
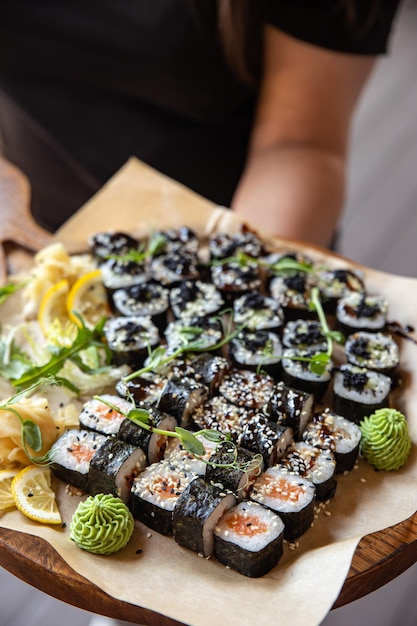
360, 408, 412, 471
70, 493, 134, 555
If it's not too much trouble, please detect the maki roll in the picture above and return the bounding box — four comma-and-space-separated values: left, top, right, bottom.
88, 438, 147, 504
250, 465, 316, 540
164, 433, 219, 476
233, 292, 285, 333
210, 258, 261, 303
228, 329, 283, 378
173, 476, 236, 556
78, 394, 132, 436
164, 315, 223, 355
269, 272, 315, 320
280, 441, 337, 501
117, 406, 178, 464
316, 267, 365, 312
50, 429, 108, 492
219, 369, 275, 410
169, 280, 224, 320
214, 500, 285, 578
208, 230, 264, 260
184, 353, 231, 395
112, 281, 169, 330
344, 331, 399, 377
336, 291, 388, 336
130, 460, 197, 535
205, 442, 264, 500
191, 396, 257, 442
238, 413, 294, 467
282, 319, 327, 352
266, 380, 315, 441
302, 409, 362, 473
99, 256, 147, 296
263, 250, 314, 289
149, 250, 200, 286
281, 347, 334, 401
104, 315, 160, 367
88, 231, 139, 262
116, 371, 168, 407
333, 363, 391, 424
157, 375, 209, 428
152, 226, 199, 256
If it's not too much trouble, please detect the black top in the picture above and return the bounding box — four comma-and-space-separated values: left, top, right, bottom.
0, 0, 401, 230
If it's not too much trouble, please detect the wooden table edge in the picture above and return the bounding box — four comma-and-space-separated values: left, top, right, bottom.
1, 510, 417, 624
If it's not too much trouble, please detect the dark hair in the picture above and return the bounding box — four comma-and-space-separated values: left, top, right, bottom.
216, 1, 379, 85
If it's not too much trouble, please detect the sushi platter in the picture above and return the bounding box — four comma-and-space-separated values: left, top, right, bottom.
1, 158, 417, 626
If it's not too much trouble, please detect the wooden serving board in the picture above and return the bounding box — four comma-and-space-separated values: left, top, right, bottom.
1, 158, 417, 626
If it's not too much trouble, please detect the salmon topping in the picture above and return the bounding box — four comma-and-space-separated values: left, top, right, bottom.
95, 403, 124, 421
226, 514, 267, 537
68, 442, 97, 463
149, 476, 181, 499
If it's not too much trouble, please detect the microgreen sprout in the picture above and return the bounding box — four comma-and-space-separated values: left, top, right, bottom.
94, 396, 262, 472
208, 251, 314, 276
305, 287, 344, 375
123, 313, 243, 383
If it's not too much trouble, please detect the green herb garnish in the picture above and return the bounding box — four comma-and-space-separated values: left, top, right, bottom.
0, 282, 27, 305
106, 232, 166, 264
306, 287, 344, 375
95, 397, 262, 472
11, 315, 111, 393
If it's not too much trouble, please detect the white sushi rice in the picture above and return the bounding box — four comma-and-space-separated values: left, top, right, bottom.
282, 319, 327, 351
251, 466, 315, 514
345, 331, 399, 371
282, 442, 336, 487
131, 460, 196, 512
233, 293, 285, 331
112, 283, 169, 317
104, 315, 160, 352
333, 364, 392, 405
231, 331, 282, 366
303, 410, 362, 455
169, 280, 225, 320
282, 348, 333, 383
100, 258, 147, 290
214, 500, 284, 551
336, 292, 388, 330
50, 429, 107, 474
164, 433, 218, 476
79, 394, 132, 435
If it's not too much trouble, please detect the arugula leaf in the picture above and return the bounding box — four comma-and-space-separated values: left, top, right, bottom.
0, 282, 26, 305
0, 337, 32, 379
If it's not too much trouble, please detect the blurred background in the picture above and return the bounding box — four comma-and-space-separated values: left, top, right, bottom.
1, 1, 416, 625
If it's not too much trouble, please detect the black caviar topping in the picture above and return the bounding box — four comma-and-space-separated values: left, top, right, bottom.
349, 336, 371, 359
353, 294, 381, 319
242, 292, 266, 309
284, 274, 306, 293
341, 368, 369, 392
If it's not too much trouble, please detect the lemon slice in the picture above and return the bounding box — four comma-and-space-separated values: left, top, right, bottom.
66, 269, 110, 328
0, 468, 20, 512
11, 465, 62, 525
38, 279, 71, 336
